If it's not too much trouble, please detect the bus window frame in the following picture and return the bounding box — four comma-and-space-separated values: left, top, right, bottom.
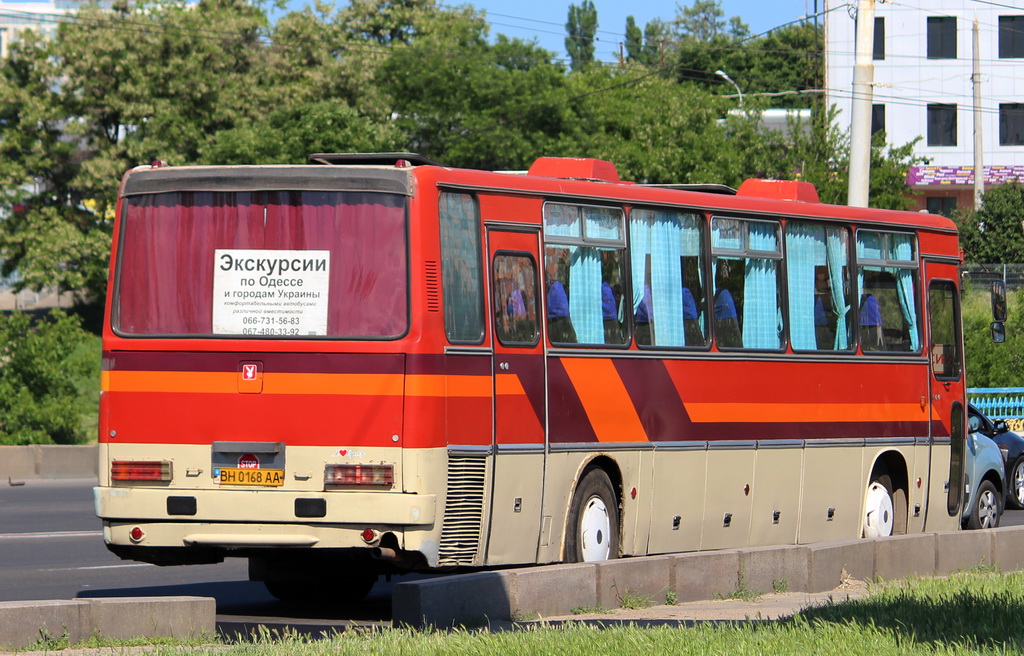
854, 228, 922, 355
710, 215, 785, 352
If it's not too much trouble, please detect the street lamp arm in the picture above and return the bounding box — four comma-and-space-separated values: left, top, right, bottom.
715, 69, 744, 107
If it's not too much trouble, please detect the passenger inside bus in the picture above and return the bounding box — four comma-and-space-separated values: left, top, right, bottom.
814, 265, 836, 350
601, 249, 626, 344
860, 293, 884, 351
635, 283, 654, 345
545, 249, 577, 343
714, 260, 741, 347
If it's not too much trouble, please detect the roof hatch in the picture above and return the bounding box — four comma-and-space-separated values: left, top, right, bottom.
736, 179, 820, 202
527, 157, 621, 183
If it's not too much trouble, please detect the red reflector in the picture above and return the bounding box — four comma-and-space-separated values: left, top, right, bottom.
111, 460, 172, 482
324, 464, 394, 487
129, 527, 145, 541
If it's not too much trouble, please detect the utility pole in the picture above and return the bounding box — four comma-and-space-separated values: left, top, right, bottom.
848, 0, 875, 208
973, 19, 985, 209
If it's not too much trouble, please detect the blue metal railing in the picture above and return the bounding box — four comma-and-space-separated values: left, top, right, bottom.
967, 388, 1024, 420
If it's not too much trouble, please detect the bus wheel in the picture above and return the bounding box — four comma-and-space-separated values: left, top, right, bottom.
863, 473, 894, 538
264, 570, 378, 604
566, 468, 619, 563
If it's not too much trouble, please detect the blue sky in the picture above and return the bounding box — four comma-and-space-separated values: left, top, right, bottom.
462, 0, 817, 61
277, 1, 818, 62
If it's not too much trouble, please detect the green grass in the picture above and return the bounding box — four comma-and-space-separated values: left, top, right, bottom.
84, 569, 1024, 656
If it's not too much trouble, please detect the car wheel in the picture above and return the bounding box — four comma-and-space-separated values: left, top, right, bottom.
565, 468, 619, 562
1008, 457, 1024, 510
863, 473, 894, 538
967, 479, 1002, 530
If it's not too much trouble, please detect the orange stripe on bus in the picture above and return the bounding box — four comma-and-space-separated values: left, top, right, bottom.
684, 402, 930, 423
103, 371, 494, 398
560, 358, 647, 443
495, 373, 525, 396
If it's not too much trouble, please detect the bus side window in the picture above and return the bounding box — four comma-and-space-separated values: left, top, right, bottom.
543, 203, 627, 346
629, 208, 708, 349
494, 253, 539, 346
785, 221, 853, 352
440, 192, 485, 344
856, 231, 920, 353
711, 217, 783, 350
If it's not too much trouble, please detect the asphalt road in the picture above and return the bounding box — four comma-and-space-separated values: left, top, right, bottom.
0, 478, 392, 636
3, 478, 1022, 636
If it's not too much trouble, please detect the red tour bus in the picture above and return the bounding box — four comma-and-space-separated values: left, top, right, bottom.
96, 153, 968, 602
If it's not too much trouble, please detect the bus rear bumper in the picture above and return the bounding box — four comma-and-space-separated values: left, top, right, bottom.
95, 485, 435, 524
94, 485, 437, 549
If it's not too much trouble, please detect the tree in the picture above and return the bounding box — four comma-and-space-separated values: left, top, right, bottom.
675, 0, 746, 42
625, 16, 643, 63
0, 310, 98, 445
956, 182, 1024, 264
0, 0, 276, 301
565, 0, 597, 72
624, 16, 670, 67
378, 7, 569, 170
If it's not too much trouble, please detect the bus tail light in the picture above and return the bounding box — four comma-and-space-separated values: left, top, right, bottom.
112, 460, 172, 482
324, 464, 394, 487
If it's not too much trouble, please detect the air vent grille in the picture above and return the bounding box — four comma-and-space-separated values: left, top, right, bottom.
425, 260, 440, 313
438, 455, 487, 566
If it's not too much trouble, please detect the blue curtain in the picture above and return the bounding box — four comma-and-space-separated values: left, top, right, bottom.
826, 227, 850, 350
742, 223, 781, 349
651, 217, 684, 346
568, 246, 603, 344
889, 234, 920, 351
785, 223, 821, 350
630, 213, 651, 321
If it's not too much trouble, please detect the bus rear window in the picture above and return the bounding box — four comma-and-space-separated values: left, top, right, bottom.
114, 190, 408, 338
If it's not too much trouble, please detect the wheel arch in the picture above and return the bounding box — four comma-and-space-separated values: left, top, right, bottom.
561, 455, 624, 558
868, 450, 910, 535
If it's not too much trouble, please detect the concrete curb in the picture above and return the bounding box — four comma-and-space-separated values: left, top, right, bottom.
392, 525, 1024, 628
0, 445, 97, 480
0, 597, 215, 650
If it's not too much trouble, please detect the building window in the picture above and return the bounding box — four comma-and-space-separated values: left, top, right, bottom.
999, 16, 1024, 58
873, 17, 885, 60
927, 17, 956, 59
927, 104, 957, 146
871, 104, 886, 136
1000, 103, 1024, 145
926, 197, 957, 217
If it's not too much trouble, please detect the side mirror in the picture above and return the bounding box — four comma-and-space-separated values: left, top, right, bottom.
992, 280, 1007, 322
995, 419, 1011, 434
992, 321, 1006, 343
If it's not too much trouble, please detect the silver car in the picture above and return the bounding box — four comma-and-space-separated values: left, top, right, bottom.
962, 429, 1006, 529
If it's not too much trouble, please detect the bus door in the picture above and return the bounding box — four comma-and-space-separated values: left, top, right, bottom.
484, 225, 547, 565
924, 260, 966, 531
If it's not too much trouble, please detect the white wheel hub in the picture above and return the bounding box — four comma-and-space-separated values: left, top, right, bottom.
1014, 464, 1024, 506
864, 481, 894, 538
579, 495, 611, 562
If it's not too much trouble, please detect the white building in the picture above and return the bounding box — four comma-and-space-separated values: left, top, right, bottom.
825, 0, 1024, 214
0, 0, 71, 57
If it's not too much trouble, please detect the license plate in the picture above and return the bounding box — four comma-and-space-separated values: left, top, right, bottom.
218, 468, 284, 486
